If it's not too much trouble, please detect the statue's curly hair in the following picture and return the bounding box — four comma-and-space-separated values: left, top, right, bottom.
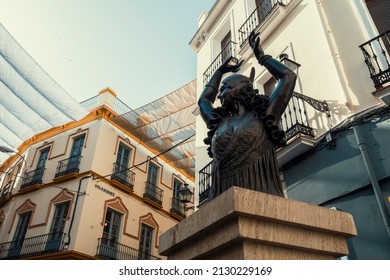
237, 85, 286, 147
203, 84, 286, 158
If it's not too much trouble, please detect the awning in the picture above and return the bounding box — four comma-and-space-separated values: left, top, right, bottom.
111, 80, 196, 178
0, 23, 88, 164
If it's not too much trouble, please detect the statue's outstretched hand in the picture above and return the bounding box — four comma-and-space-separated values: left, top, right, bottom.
218, 57, 244, 74
249, 31, 265, 62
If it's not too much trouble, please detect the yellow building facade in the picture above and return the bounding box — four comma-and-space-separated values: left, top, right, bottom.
0, 88, 195, 260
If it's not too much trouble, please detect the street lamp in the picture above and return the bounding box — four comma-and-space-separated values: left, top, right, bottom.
0, 146, 17, 153
0, 145, 27, 171
0, 146, 26, 194
0, 145, 26, 163
178, 183, 194, 212
279, 53, 301, 75
279, 53, 304, 95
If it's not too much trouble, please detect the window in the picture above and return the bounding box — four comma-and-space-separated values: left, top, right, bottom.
12, 211, 31, 241
116, 143, 131, 168
173, 179, 182, 200
221, 31, 232, 63
366, 0, 390, 52
139, 224, 154, 260
70, 135, 85, 159
147, 163, 159, 187
102, 208, 122, 245
8, 211, 32, 257
203, 17, 234, 85
68, 134, 85, 171
113, 143, 132, 183
45, 201, 70, 252
366, 0, 390, 35
99, 208, 122, 259
171, 179, 185, 216
263, 77, 277, 97
212, 17, 234, 62
111, 143, 134, 189
33, 148, 49, 182
144, 162, 163, 204
36, 148, 49, 169
255, 0, 274, 24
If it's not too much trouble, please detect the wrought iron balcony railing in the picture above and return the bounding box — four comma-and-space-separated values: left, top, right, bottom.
198, 92, 330, 205
199, 162, 212, 205
0, 232, 67, 259
359, 30, 390, 89
143, 181, 163, 206
20, 167, 45, 189
96, 237, 161, 260
111, 162, 135, 189
238, 0, 287, 47
281, 92, 330, 140
0, 180, 14, 200
203, 41, 238, 86
55, 155, 82, 178
170, 197, 186, 217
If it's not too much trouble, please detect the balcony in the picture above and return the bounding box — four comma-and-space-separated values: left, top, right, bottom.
0, 180, 14, 207
20, 167, 45, 189
238, 0, 287, 47
203, 41, 238, 86
198, 162, 212, 205
359, 30, 390, 92
0, 232, 67, 260
198, 92, 330, 204
170, 197, 186, 219
96, 238, 161, 260
54, 155, 81, 178
110, 162, 135, 192
281, 92, 330, 140
143, 182, 163, 207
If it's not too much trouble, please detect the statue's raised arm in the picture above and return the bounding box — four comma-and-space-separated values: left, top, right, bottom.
198, 57, 243, 127
249, 31, 297, 123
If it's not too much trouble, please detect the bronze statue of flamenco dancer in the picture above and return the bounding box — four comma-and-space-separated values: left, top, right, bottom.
198, 32, 297, 201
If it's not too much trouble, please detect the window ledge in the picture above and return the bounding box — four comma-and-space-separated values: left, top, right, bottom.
169, 210, 186, 221
110, 179, 134, 194
18, 183, 43, 194
277, 134, 316, 166
142, 196, 163, 209
372, 84, 390, 106
52, 172, 79, 183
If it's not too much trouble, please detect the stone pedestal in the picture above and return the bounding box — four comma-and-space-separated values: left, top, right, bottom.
159, 187, 357, 260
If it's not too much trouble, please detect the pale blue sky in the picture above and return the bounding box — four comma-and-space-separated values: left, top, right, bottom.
0, 0, 214, 108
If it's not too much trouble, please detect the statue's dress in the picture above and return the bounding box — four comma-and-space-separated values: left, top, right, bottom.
207, 110, 284, 200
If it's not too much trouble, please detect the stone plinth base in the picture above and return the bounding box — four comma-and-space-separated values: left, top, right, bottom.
159, 187, 357, 260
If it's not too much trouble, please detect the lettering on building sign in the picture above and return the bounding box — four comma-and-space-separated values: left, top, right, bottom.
95, 184, 115, 197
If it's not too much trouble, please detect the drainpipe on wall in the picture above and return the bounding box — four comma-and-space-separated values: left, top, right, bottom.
353, 125, 390, 239
64, 174, 93, 248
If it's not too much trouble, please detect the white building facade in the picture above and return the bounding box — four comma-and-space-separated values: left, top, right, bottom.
191, 0, 390, 259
